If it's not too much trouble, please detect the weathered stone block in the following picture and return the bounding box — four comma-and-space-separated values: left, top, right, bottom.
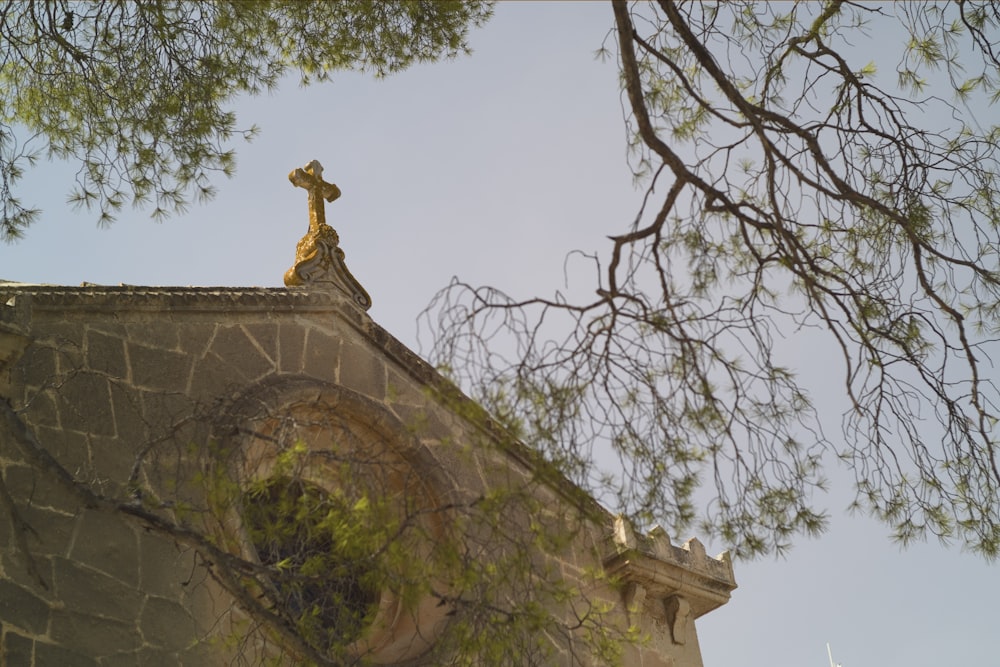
138, 533, 195, 601
2, 630, 33, 667
390, 403, 450, 441
176, 324, 217, 358
34, 640, 99, 667
19, 506, 78, 559
0, 505, 9, 550
17, 390, 60, 433
139, 596, 197, 649
14, 344, 58, 389
134, 648, 183, 667
58, 372, 115, 436
101, 648, 188, 667
187, 352, 242, 404
1, 552, 53, 597
108, 381, 148, 447
241, 323, 278, 366
302, 327, 340, 383
125, 323, 179, 353
52, 557, 144, 622
277, 323, 305, 373
85, 330, 127, 380
128, 344, 192, 394
178, 639, 220, 667
37, 326, 85, 369
69, 511, 139, 588
84, 320, 126, 340
49, 611, 140, 657
138, 391, 196, 433
178, 575, 222, 629
88, 436, 139, 489
97, 651, 141, 667
30, 426, 89, 482
4, 464, 79, 515
0, 579, 51, 635
340, 342, 386, 400
207, 326, 274, 383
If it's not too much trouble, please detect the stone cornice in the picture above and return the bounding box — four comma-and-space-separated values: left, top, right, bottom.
1, 285, 363, 313
604, 516, 737, 619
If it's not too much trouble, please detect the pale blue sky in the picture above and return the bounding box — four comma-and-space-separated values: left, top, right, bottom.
2, 3, 998, 666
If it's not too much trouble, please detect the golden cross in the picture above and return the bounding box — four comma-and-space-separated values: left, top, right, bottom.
288, 160, 341, 233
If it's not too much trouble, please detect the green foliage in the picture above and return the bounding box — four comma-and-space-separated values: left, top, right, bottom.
242, 476, 382, 655
172, 408, 629, 666
0, 0, 492, 239
426, 484, 625, 667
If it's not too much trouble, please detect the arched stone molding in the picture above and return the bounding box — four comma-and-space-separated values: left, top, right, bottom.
211, 376, 454, 664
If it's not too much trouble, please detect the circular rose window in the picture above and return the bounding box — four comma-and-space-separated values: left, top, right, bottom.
242, 476, 382, 649
218, 379, 453, 664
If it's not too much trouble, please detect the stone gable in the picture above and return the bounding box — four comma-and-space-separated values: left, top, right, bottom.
0, 282, 735, 665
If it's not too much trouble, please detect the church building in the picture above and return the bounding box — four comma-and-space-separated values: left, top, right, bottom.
0, 161, 735, 666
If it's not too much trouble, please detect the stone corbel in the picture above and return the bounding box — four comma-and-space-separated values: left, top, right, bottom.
620, 583, 691, 645
622, 580, 648, 623
605, 515, 737, 627
664, 595, 691, 645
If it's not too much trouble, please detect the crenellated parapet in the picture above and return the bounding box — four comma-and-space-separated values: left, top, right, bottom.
604, 515, 737, 647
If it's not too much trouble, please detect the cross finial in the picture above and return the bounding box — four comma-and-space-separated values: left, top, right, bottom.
288, 159, 341, 234
284, 160, 372, 310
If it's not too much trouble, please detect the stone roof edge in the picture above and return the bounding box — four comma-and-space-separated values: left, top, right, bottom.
354, 296, 615, 526
0, 285, 358, 312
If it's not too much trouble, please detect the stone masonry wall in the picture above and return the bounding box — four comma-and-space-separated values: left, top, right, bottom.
0, 285, 735, 666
